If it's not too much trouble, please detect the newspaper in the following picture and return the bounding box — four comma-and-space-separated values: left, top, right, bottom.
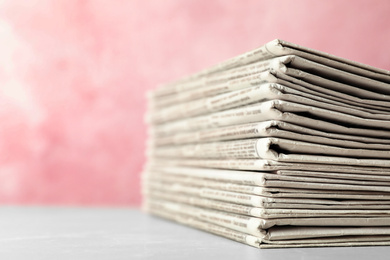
150, 120, 390, 147
151, 39, 390, 98
147, 80, 390, 125
148, 137, 390, 167
144, 165, 390, 187
148, 158, 390, 173
145, 188, 390, 212
144, 177, 390, 201
145, 199, 390, 248
144, 171, 390, 195
144, 188, 390, 219
149, 101, 390, 138
145, 199, 390, 239
144, 175, 390, 210
149, 59, 390, 111
145, 198, 390, 229
143, 181, 389, 205
144, 181, 390, 209
146, 204, 390, 248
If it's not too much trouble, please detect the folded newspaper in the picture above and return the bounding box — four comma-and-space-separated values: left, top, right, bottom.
142, 39, 390, 248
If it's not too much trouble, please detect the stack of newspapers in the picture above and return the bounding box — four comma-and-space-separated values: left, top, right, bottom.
142, 39, 390, 248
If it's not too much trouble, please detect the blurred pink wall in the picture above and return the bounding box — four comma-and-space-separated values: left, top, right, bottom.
0, 0, 389, 206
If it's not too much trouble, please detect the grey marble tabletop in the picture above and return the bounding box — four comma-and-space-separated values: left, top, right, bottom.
0, 206, 389, 259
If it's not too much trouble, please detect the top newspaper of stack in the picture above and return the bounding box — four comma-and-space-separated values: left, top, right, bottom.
150, 39, 390, 98
146, 39, 390, 126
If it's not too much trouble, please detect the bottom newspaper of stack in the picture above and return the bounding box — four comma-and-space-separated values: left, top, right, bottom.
142, 162, 390, 248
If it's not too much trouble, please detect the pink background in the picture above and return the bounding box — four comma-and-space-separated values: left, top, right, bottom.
0, 0, 389, 206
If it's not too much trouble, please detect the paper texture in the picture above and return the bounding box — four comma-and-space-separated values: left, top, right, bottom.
150, 101, 390, 139
149, 158, 390, 173
150, 120, 390, 147
143, 39, 390, 248
151, 39, 390, 98
144, 198, 390, 248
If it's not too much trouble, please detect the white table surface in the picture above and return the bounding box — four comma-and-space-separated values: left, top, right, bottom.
1, 206, 390, 259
